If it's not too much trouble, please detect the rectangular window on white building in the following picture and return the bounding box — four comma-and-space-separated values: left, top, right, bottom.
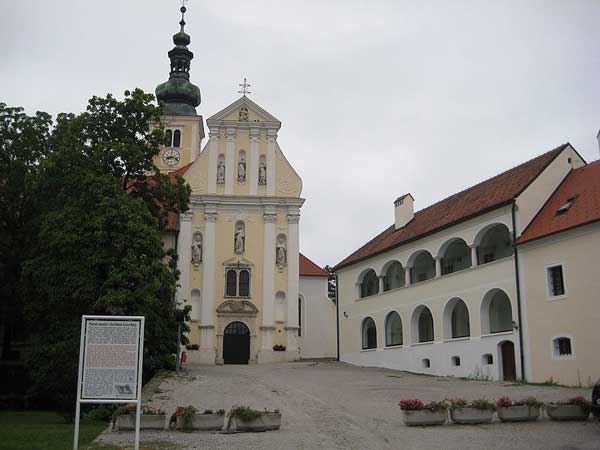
552, 337, 573, 358
546, 265, 565, 297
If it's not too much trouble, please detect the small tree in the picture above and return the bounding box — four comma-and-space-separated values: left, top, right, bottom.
324, 265, 337, 302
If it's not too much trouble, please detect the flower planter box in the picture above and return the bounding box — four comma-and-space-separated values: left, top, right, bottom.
176, 413, 225, 431
450, 408, 494, 424
497, 405, 540, 422
402, 409, 447, 426
117, 414, 167, 430
224, 412, 282, 432
546, 404, 590, 421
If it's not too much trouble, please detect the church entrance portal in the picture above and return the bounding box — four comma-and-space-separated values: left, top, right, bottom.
223, 321, 250, 364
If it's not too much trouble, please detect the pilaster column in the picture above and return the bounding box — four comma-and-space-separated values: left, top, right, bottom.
435, 257, 442, 278
200, 210, 217, 351
177, 212, 193, 310
249, 128, 260, 196
286, 211, 300, 354
405, 266, 412, 286
261, 212, 277, 350
225, 128, 236, 194
470, 245, 478, 267
207, 128, 219, 193
266, 129, 277, 196
379, 276, 385, 293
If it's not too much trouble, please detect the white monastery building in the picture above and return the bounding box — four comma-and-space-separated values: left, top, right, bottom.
154, 6, 335, 364
334, 143, 599, 384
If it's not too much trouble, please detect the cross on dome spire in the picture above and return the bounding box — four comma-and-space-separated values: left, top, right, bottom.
238, 78, 252, 96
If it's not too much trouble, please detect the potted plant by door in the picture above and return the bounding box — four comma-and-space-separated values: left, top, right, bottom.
399, 399, 448, 426
496, 396, 542, 422
223, 405, 281, 432
546, 396, 591, 421
171, 406, 226, 431
449, 398, 496, 424
114, 404, 167, 430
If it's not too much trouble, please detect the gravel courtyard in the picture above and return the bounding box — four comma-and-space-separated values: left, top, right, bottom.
96, 361, 599, 450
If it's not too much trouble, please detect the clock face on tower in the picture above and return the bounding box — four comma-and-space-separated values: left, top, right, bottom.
162, 149, 181, 166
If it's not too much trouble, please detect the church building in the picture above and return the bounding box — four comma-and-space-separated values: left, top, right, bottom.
154, 6, 335, 364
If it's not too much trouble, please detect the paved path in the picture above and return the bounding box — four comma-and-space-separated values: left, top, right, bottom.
97, 362, 600, 450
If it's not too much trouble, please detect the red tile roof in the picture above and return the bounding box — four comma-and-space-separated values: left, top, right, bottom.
300, 253, 329, 277
334, 144, 569, 270
518, 160, 600, 244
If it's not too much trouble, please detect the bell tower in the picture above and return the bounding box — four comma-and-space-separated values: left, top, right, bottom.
154, 4, 205, 173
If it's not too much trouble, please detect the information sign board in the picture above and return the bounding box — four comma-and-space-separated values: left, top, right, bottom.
73, 316, 145, 450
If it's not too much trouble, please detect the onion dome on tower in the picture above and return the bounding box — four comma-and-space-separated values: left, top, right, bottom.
155, 5, 201, 116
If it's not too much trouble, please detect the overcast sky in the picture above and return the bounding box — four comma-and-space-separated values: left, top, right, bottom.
2, 1, 599, 267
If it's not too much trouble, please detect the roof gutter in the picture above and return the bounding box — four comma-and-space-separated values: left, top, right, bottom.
511, 201, 526, 381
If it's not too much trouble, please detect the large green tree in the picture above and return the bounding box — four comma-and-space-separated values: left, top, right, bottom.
2, 89, 191, 416
0, 103, 52, 360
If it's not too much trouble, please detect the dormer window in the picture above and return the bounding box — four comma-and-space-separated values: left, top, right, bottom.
556, 195, 578, 216
164, 128, 182, 148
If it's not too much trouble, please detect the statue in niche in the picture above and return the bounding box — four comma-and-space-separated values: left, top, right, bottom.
238, 154, 246, 182
276, 236, 287, 267
217, 158, 225, 184
258, 159, 267, 185
234, 223, 245, 254
239, 106, 249, 122
191, 233, 203, 264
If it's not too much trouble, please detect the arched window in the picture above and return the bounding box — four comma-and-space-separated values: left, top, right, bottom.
447, 298, 470, 339
451, 356, 461, 366
413, 306, 434, 343
484, 290, 513, 333
477, 224, 513, 264
383, 261, 405, 291
361, 317, 377, 350
410, 251, 436, 283
552, 337, 573, 357
226, 270, 237, 297
359, 269, 379, 298
164, 129, 173, 147
441, 239, 471, 275
385, 311, 403, 346
239, 270, 250, 297
173, 129, 181, 147
422, 358, 431, 368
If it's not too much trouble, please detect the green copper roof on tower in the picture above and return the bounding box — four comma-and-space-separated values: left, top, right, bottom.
155, 5, 201, 116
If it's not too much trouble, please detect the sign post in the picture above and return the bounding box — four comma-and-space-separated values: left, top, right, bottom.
73, 315, 145, 450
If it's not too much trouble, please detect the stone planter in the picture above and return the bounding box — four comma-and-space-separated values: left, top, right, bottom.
497, 405, 540, 422
546, 404, 590, 421
117, 414, 166, 430
224, 412, 282, 432
402, 409, 448, 426
176, 413, 225, 431
450, 408, 494, 424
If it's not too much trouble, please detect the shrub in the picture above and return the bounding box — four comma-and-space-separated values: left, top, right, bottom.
171, 405, 198, 430
447, 398, 467, 409
86, 404, 119, 422
513, 397, 543, 408
556, 396, 591, 413
470, 399, 496, 411
227, 405, 264, 422
273, 344, 286, 352
424, 400, 449, 412
399, 399, 424, 410
203, 409, 225, 415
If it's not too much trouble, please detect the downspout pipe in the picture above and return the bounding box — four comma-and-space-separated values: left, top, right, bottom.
334, 273, 340, 362
511, 201, 526, 381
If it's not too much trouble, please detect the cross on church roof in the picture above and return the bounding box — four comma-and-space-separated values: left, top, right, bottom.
238, 78, 252, 96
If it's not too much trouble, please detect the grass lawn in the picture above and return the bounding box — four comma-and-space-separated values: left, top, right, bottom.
0, 411, 106, 450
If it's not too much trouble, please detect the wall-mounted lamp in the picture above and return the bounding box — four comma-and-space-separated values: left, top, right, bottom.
343, 312, 348, 318
512, 320, 519, 330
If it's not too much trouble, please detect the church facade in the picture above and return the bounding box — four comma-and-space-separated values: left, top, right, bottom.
154, 6, 335, 364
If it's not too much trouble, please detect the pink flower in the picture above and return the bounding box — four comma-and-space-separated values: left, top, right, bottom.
399, 399, 424, 410
497, 396, 512, 408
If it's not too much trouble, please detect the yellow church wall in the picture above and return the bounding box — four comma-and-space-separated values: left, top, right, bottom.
275, 148, 302, 197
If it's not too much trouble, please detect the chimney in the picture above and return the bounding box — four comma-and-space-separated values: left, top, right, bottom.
394, 193, 414, 229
